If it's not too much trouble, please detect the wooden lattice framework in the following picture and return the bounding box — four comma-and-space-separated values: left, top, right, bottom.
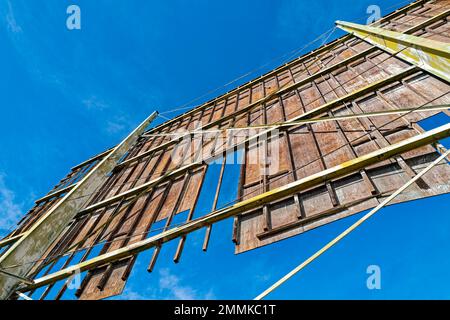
0, 0, 449, 300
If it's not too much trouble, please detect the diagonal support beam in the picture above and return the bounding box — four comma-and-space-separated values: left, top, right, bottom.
0, 111, 158, 300
335, 20, 450, 82
0, 235, 23, 250
0, 268, 34, 286
18, 122, 450, 293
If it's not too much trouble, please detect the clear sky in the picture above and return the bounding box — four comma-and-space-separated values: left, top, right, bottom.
1, 0, 450, 300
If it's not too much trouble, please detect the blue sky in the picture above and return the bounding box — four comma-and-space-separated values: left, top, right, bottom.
1, 0, 450, 299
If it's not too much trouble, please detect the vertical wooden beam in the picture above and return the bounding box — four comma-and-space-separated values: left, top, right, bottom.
202, 158, 226, 252
173, 167, 207, 263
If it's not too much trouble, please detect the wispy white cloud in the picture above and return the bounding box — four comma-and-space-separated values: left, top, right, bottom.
6, 1, 22, 33
159, 268, 215, 300
82, 96, 109, 111
106, 119, 126, 135
110, 266, 216, 300
105, 114, 136, 136
119, 288, 154, 300
0, 173, 23, 233
204, 289, 216, 300
159, 268, 197, 300
254, 273, 271, 283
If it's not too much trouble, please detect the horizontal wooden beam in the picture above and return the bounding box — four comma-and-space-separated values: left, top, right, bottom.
149, 104, 448, 134
370, 0, 427, 29
20, 122, 450, 292
218, 66, 418, 149
401, 8, 450, 34
248, 104, 448, 130
78, 162, 204, 216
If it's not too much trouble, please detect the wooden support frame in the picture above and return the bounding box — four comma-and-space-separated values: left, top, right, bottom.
401, 9, 450, 35
202, 156, 226, 251
78, 162, 204, 217
0, 112, 158, 300
3, 0, 444, 298
223, 104, 450, 131
30, 0, 433, 188
29, 1, 436, 185
115, 6, 445, 170
173, 166, 207, 263
2, 65, 442, 253
19, 122, 450, 293
68, 67, 422, 220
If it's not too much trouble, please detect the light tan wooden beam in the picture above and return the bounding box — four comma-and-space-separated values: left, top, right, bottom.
146, 104, 449, 135
336, 16, 450, 82
0, 235, 23, 249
